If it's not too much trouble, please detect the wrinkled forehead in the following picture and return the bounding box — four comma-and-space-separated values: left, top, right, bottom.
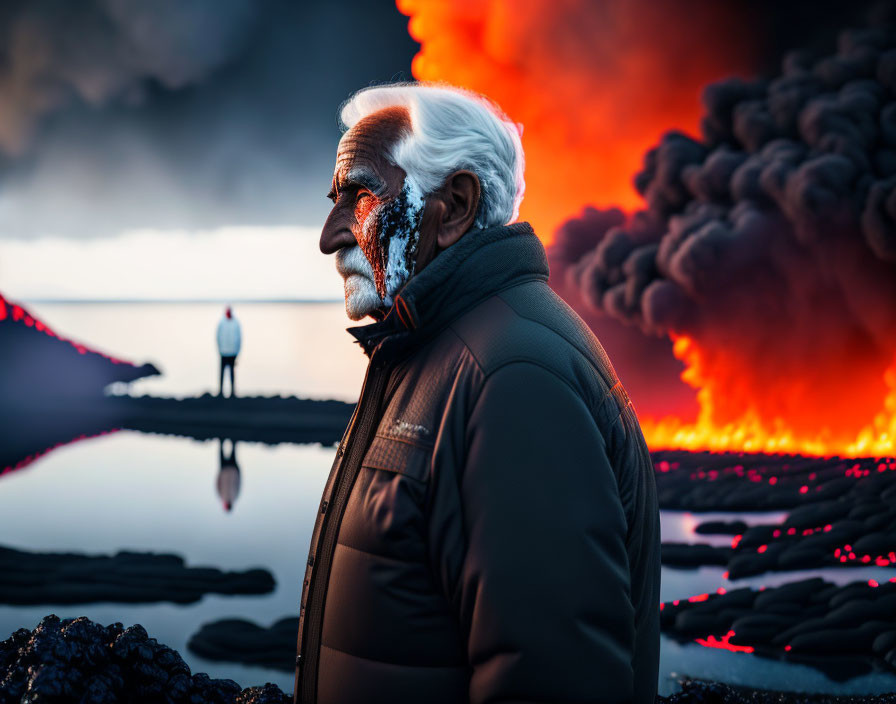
335, 106, 412, 176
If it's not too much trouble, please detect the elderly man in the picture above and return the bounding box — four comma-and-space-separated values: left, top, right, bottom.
295, 83, 660, 704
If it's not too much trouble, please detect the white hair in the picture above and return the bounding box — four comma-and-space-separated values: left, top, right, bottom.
339, 82, 525, 230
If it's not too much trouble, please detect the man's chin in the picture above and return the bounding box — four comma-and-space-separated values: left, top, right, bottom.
344, 275, 384, 321
345, 304, 379, 322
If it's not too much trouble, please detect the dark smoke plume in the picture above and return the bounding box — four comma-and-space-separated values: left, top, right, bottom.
551, 18, 896, 440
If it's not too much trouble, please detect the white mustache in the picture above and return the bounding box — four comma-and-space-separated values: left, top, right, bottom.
335, 245, 383, 320
336, 245, 375, 280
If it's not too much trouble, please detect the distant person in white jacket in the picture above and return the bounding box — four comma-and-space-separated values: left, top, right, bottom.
216, 306, 241, 397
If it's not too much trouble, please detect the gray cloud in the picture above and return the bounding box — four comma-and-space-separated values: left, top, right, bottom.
0, 0, 417, 238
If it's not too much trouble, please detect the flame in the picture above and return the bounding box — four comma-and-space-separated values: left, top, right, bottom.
640, 335, 896, 457
396, 0, 756, 243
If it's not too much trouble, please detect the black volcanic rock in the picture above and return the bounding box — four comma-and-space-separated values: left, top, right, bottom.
0, 615, 290, 703
0, 544, 274, 605
694, 520, 748, 536
662, 577, 896, 676
188, 617, 299, 671
662, 543, 732, 567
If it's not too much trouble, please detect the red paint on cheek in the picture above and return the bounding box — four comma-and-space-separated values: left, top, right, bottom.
350, 194, 388, 297
353, 195, 380, 245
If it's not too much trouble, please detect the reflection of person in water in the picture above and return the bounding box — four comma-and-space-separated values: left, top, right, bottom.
217, 438, 241, 512
216, 306, 241, 398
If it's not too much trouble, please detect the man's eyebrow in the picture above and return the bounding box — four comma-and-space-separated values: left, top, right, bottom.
343, 166, 387, 196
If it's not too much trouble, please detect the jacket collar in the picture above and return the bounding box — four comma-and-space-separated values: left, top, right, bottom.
348, 221, 548, 357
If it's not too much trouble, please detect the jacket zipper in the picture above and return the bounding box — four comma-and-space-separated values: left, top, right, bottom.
298, 351, 389, 702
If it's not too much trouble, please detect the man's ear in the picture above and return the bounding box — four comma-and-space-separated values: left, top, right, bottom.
436, 170, 481, 249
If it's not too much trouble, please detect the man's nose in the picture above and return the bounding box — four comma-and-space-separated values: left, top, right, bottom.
320, 208, 358, 254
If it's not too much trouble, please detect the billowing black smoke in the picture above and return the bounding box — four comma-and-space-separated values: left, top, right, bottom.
550, 18, 896, 440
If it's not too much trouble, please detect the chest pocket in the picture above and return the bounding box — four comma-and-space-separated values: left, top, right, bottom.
337, 434, 433, 562
362, 433, 433, 484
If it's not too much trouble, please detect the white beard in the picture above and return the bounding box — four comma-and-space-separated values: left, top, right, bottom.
336, 245, 384, 321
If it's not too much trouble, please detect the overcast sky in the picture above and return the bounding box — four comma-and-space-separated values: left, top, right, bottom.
0, 0, 417, 300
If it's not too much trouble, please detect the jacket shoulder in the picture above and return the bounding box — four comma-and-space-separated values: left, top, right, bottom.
449, 280, 621, 401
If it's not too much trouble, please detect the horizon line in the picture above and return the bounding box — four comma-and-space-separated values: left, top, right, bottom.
20, 297, 344, 305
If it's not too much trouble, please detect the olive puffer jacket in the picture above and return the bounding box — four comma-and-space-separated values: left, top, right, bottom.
294, 222, 660, 704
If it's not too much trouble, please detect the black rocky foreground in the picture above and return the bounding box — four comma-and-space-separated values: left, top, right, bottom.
655, 452, 896, 578
3, 616, 896, 703
0, 616, 289, 703
0, 545, 274, 606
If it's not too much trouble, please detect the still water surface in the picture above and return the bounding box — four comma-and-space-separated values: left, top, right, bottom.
3, 302, 896, 695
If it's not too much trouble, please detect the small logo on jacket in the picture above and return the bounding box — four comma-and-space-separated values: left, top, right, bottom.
394, 419, 430, 438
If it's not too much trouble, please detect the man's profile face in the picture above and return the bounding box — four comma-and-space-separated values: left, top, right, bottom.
321, 107, 426, 321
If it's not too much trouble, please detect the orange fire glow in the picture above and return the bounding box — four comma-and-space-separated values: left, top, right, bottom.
640, 335, 896, 457
397, 0, 756, 243
396, 1, 896, 458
